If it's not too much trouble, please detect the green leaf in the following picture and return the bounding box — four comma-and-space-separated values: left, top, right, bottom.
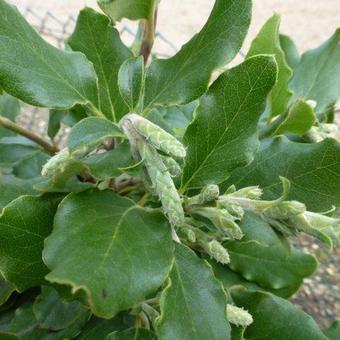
7, 304, 44, 339
0, 136, 41, 168
43, 190, 174, 318
208, 258, 300, 298
35, 178, 94, 195
247, 14, 293, 119
264, 99, 316, 137
118, 56, 145, 111
290, 28, 340, 117
68, 117, 124, 156
143, 0, 252, 111
225, 212, 317, 291
182, 55, 277, 190
13, 151, 49, 179
48, 106, 88, 141
224, 136, 340, 212
0, 273, 15, 306
7, 301, 88, 339
33, 286, 90, 331
231, 289, 327, 340
76, 315, 126, 339
0, 94, 20, 120
47, 109, 68, 140
84, 142, 135, 180
0, 308, 15, 332
279, 34, 300, 70
69, 8, 132, 121
98, 0, 158, 22
0, 175, 41, 210
156, 244, 230, 340
147, 101, 198, 140
0, 94, 20, 137
324, 320, 340, 340
41, 149, 88, 189
0, 0, 99, 112
0, 333, 17, 340
106, 328, 156, 340
273, 99, 316, 135
63, 105, 89, 127
0, 195, 61, 291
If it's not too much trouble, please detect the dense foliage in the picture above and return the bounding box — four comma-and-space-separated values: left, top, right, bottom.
0, 0, 339, 339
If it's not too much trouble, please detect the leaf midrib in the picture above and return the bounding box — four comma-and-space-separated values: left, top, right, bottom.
183, 60, 272, 190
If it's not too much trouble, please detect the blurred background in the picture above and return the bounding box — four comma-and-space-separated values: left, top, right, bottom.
10, 0, 340, 55
7, 0, 340, 327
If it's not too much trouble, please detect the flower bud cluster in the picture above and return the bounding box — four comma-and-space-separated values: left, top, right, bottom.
306, 123, 339, 142
203, 240, 230, 265
227, 304, 253, 327
183, 177, 338, 255
185, 185, 244, 241
221, 178, 339, 249
183, 185, 245, 264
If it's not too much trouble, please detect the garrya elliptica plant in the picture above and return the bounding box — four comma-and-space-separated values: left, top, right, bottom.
0, 0, 339, 338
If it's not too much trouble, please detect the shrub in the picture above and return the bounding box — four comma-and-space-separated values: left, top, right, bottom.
0, 0, 339, 339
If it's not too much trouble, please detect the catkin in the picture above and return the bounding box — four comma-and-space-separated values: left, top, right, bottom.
141, 144, 185, 227
125, 113, 186, 158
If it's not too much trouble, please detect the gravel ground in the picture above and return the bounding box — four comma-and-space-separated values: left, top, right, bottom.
291, 236, 340, 328
6, 0, 340, 329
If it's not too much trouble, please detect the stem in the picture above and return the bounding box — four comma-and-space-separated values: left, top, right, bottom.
0, 115, 59, 155
143, 297, 160, 305
116, 177, 142, 193
87, 103, 105, 118
138, 192, 149, 207
259, 114, 286, 139
139, 1, 158, 63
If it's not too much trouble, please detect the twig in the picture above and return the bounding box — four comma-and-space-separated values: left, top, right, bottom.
139, 2, 158, 63
115, 177, 142, 193
0, 115, 59, 155
138, 192, 149, 206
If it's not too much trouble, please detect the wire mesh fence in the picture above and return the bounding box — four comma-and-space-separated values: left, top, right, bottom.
19, 6, 178, 142
22, 6, 179, 55
23, 7, 76, 48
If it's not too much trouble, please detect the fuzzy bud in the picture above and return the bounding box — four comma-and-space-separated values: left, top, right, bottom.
161, 156, 182, 177
231, 186, 263, 200
181, 228, 197, 243
306, 124, 339, 142
204, 240, 230, 265
187, 184, 220, 206
289, 212, 339, 249
41, 148, 70, 177
306, 100, 317, 109
194, 207, 244, 240
263, 201, 306, 219
227, 305, 253, 327
200, 184, 220, 203
41, 148, 86, 187
217, 200, 244, 220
